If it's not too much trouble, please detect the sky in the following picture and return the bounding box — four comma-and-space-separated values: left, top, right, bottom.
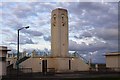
0, 1, 119, 63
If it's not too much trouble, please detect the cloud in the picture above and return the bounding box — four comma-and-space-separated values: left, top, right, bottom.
74, 31, 93, 39
1, 2, 51, 31
76, 51, 105, 63
73, 27, 118, 41
22, 29, 44, 36
43, 36, 51, 41
1, 29, 17, 44
93, 27, 118, 40
69, 39, 118, 52
69, 38, 117, 63
12, 3, 37, 18
21, 38, 35, 44
1, 0, 119, 2
1, 2, 118, 63
68, 2, 118, 29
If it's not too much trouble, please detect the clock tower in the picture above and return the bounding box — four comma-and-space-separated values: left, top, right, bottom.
51, 8, 68, 57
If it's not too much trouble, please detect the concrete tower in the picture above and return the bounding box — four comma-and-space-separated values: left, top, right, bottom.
51, 8, 68, 57
0, 46, 10, 76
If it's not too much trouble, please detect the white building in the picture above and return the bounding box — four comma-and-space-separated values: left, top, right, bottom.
0, 46, 10, 77
105, 52, 120, 71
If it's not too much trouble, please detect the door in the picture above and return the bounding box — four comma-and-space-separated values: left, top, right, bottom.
42, 60, 47, 74
69, 60, 71, 70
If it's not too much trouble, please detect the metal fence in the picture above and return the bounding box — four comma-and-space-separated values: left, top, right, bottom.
19, 68, 32, 73
7, 68, 32, 76
90, 67, 120, 72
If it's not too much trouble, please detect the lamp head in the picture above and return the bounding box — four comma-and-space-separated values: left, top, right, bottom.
25, 26, 29, 29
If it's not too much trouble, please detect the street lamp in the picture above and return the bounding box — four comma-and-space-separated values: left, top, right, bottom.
17, 26, 29, 71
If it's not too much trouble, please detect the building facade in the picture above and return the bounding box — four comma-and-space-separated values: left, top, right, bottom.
19, 57, 89, 72
105, 52, 120, 71
0, 46, 10, 77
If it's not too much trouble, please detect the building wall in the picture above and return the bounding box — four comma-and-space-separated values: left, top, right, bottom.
118, 55, 120, 69
20, 57, 42, 72
106, 55, 120, 68
0, 62, 2, 76
20, 57, 69, 72
20, 57, 89, 72
47, 58, 69, 72
0, 46, 9, 76
51, 8, 68, 57
71, 58, 89, 71
0, 50, 2, 76
7, 58, 17, 68
0, 62, 6, 76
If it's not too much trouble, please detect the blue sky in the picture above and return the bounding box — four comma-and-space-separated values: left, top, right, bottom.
0, 2, 118, 63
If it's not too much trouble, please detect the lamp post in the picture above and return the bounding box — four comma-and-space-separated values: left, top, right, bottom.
17, 26, 29, 73
89, 53, 92, 71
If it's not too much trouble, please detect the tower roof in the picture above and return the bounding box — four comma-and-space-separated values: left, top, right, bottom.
52, 8, 67, 12
0, 46, 11, 51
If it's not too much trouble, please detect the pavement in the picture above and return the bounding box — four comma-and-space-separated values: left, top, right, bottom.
2, 71, 120, 80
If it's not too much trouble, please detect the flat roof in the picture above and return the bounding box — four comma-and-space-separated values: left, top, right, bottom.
105, 52, 120, 56
0, 46, 11, 51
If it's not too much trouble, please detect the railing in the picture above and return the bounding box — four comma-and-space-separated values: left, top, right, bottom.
79, 55, 89, 64
106, 67, 120, 72
90, 67, 120, 72
16, 56, 30, 65
19, 68, 32, 73
47, 68, 55, 75
7, 68, 32, 76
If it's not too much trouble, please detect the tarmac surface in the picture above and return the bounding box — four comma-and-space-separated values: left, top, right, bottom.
2, 71, 120, 80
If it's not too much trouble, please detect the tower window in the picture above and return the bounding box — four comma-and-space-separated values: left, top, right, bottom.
54, 16, 56, 20
62, 16, 64, 20
53, 14, 56, 27
53, 14, 56, 20
53, 23, 56, 26
62, 22, 65, 26
61, 14, 64, 20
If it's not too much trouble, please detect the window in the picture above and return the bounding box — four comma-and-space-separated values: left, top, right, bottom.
61, 14, 64, 21
53, 22, 56, 26
53, 14, 56, 27
8, 61, 10, 65
0, 57, 6, 61
62, 22, 65, 26
53, 14, 56, 20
